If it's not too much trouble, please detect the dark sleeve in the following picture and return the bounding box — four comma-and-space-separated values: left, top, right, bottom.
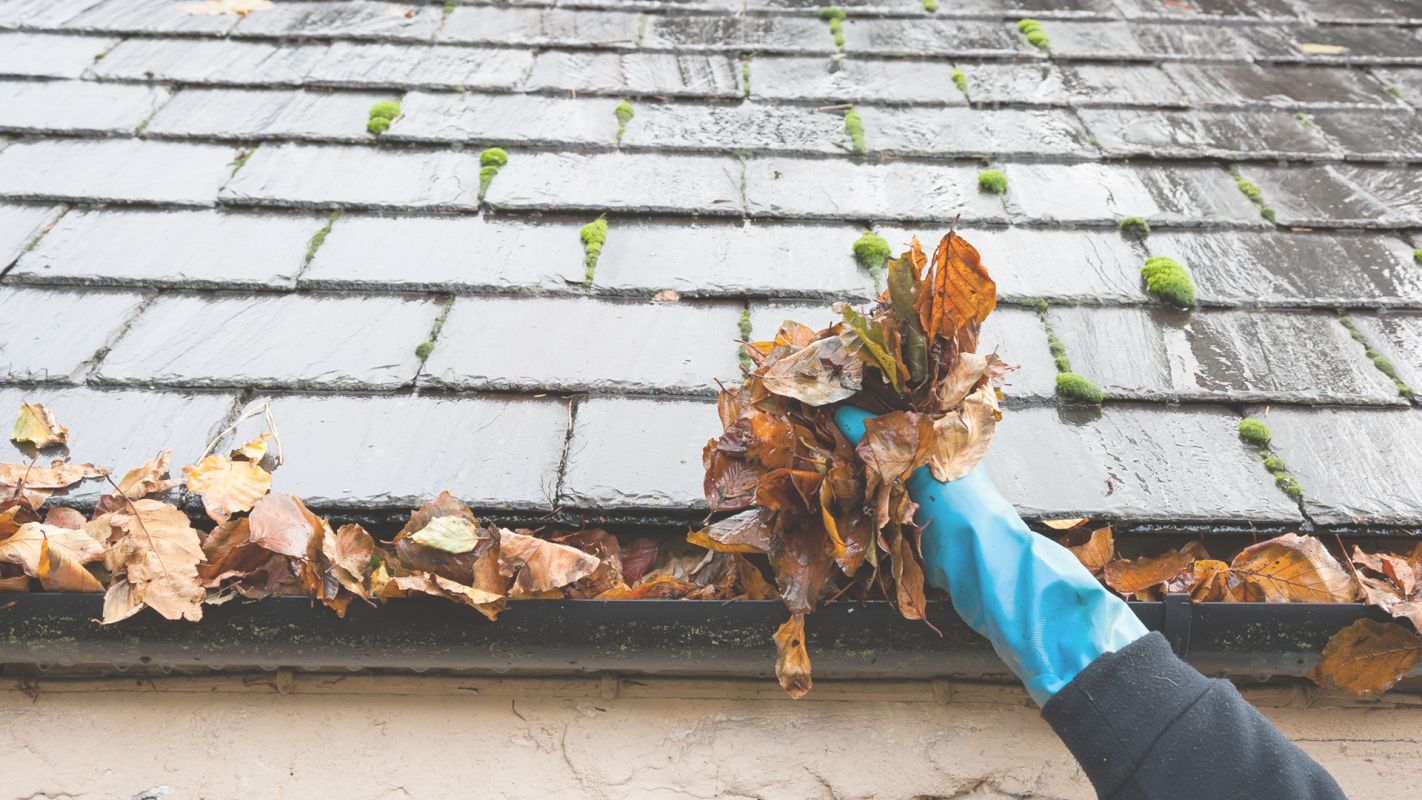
1041, 632, 1347, 800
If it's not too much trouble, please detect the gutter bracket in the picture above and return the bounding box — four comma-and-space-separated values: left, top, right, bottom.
1162, 592, 1192, 660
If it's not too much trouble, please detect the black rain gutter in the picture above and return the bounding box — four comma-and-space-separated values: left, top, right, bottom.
2, 594, 1416, 681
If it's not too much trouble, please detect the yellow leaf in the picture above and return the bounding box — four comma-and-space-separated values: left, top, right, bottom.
773, 613, 813, 699
924, 383, 999, 482
183, 454, 272, 522
11, 401, 67, 449
411, 515, 486, 554
179, 0, 273, 16
1228, 533, 1357, 603
1309, 619, 1422, 698
115, 450, 176, 500
231, 433, 272, 463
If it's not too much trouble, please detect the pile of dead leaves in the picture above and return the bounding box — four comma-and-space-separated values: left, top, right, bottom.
1057, 521, 1422, 698
699, 230, 1010, 697
0, 401, 775, 627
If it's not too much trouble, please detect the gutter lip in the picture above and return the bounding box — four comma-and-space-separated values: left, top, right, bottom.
0, 594, 1412, 681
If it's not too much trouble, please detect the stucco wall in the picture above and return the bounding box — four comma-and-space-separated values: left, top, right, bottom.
2, 673, 1417, 799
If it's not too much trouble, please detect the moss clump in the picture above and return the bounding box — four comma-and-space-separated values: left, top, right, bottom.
1056, 372, 1103, 404
852, 231, 891, 284
366, 117, 391, 136
844, 106, 866, 154
477, 147, 509, 199
579, 217, 608, 284
1237, 418, 1272, 446
304, 209, 340, 266
1118, 216, 1150, 239
741, 57, 752, 97
614, 100, 635, 144
415, 340, 435, 361
1413, 248, 1422, 265
950, 67, 968, 98
1262, 455, 1286, 472
1234, 176, 1262, 203
1340, 315, 1414, 399
922, 0, 938, 11
367, 100, 401, 136
978, 169, 1007, 195
1018, 19, 1049, 50
1260, 206, 1276, 223
1140, 256, 1195, 307
738, 308, 754, 371
442, 0, 457, 13
819, 7, 847, 50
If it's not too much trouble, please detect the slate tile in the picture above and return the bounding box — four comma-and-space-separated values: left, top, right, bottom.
300, 214, 585, 292
745, 158, 1008, 223
0, 287, 146, 383
97, 293, 440, 390
422, 297, 742, 395
1239, 25, 1422, 65
0, 204, 63, 269
0, 0, 104, 29
1114, 0, 1299, 21
0, 386, 235, 502
1163, 63, 1401, 110
961, 63, 1188, 108
1252, 407, 1422, 526
0, 79, 169, 135
560, 396, 720, 510
843, 19, 1036, 57
590, 220, 874, 299
1147, 231, 1422, 308
749, 57, 963, 106
743, 0, 932, 12
569, 0, 741, 11
145, 88, 390, 142
306, 42, 533, 89
524, 51, 743, 98
0, 33, 117, 79
219, 143, 482, 211
483, 153, 744, 216
1309, 110, 1422, 162
224, 394, 570, 511
0, 140, 235, 206
1372, 67, 1422, 107
1233, 164, 1392, 228
1047, 307, 1401, 404
230, 0, 443, 41
954, 63, 1069, 106
58, 0, 242, 35
1046, 22, 1248, 61
862, 107, 1095, 158
92, 39, 325, 85
1331, 165, 1422, 227
622, 103, 849, 155
642, 14, 834, 54
934, 0, 1119, 15
983, 404, 1301, 523
1078, 108, 1336, 161
12, 209, 316, 289
386, 92, 618, 147
440, 7, 641, 48
1291, 0, 1422, 24
1003, 163, 1262, 227
1348, 313, 1422, 393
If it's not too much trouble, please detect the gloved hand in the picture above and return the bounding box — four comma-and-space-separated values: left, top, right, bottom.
835, 406, 1148, 705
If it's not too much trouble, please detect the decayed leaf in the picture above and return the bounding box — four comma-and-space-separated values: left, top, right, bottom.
1309, 619, 1422, 698
0, 460, 106, 490
1351, 546, 1422, 631
0, 522, 103, 592
104, 500, 205, 622
324, 523, 376, 599
773, 613, 813, 699
1104, 547, 1196, 596
924, 383, 999, 482
914, 232, 996, 340
411, 516, 487, 554
247, 492, 323, 558
1062, 526, 1113, 575
11, 401, 68, 449
498, 530, 600, 594
0, 498, 40, 538
760, 333, 863, 407
381, 573, 504, 621
115, 450, 177, 499
1227, 533, 1357, 603
183, 454, 272, 522
688, 508, 773, 554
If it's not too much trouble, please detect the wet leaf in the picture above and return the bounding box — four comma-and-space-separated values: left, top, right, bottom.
1104, 547, 1196, 595
248, 492, 324, 559
1309, 619, 1422, 698
924, 383, 999, 482
914, 232, 996, 340
688, 509, 773, 554
183, 454, 272, 522
499, 530, 600, 594
104, 500, 205, 622
774, 613, 813, 699
760, 333, 863, 407
1227, 533, 1357, 603
383, 573, 504, 621
411, 515, 487, 554
1062, 526, 1113, 575
11, 401, 67, 450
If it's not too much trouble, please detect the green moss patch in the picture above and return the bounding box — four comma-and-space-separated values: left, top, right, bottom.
922, 0, 938, 11
819, 7, 847, 51
477, 147, 509, 200
1017, 18, 1049, 51
951, 67, 969, 99
977, 169, 1007, 195
1237, 419, 1303, 500
579, 217, 608, 285
1140, 256, 1195, 308
614, 100, 635, 144
1229, 168, 1275, 224
415, 340, 435, 361
738, 308, 754, 371
844, 106, 866, 154
304, 209, 341, 266
852, 230, 891, 285
1339, 315, 1414, 399
367, 99, 401, 136
1413, 248, 1422, 265
1056, 372, 1103, 404
1117, 216, 1150, 239
1237, 418, 1272, 446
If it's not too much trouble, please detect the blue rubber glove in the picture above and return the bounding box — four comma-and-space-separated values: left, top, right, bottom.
835, 406, 1148, 705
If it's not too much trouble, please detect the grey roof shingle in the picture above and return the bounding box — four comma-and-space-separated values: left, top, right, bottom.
2, 0, 1421, 531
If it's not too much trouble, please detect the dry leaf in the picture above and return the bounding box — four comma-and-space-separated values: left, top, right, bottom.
688, 508, 772, 554
1043, 518, 1090, 531
104, 500, 205, 622
1063, 526, 1113, 575
324, 523, 376, 598
115, 450, 176, 499
0, 523, 103, 592
183, 454, 272, 522
1227, 533, 1357, 603
774, 613, 813, 699
0, 461, 106, 490
1309, 619, 1422, 698
498, 530, 600, 594
411, 516, 487, 554
1297, 42, 1349, 55
383, 573, 503, 621
231, 433, 272, 462
11, 401, 67, 449
179, 0, 273, 15
924, 383, 999, 482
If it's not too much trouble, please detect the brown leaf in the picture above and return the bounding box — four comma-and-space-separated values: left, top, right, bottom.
621, 537, 660, 585
324, 523, 375, 598
11, 401, 68, 449
774, 613, 813, 699
104, 500, 205, 622
0, 498, 40, 538
115, 450, 177, 500
1187, 560, 1232, 602
498, 530, 600, 595
1309, 619, 1422, 698
924, 383, 999, 482
760, 333, 863, 407
1062, 526, 1113, 575
1104, 547, 1195, 595
0, 461, 106, 491
183, 454, 272, 522
247, 492, 323, 559
914, 232, 997, 340
43, 506, 86, 530
857, 411, 931, 487
1228, 533, 1357, 603
688, 509, 773, 554
385, 572, 504, 621
0, 523, 103, 592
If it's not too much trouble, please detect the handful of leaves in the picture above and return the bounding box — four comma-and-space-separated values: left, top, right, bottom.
699, 231, 1011, 697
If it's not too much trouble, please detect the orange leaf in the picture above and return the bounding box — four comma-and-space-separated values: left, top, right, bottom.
914, 232, 997, 340
183, 454, 272, 522
1309, 619, 1422, 698
1227, 533, 1357, 603
773, 612, 813, 699
1063, 526, 1113, 575
1104, 547, 1194, 595
103, 500, 205, 622
248, 492, 324, 559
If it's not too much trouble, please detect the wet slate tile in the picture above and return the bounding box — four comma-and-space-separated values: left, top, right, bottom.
12, 209, 315, 289
423, 297, 742, 395
483, 153, 743, 216
97, 293, 440, 390
92, 39, 325, 85
591, 220, 874, 299
57, 0, 241, 35
0, 0, 103, 29
1332, 165, 1422, 227
977, 306, 1056, 400
643, 14, 834, 54
1003, 163, 1262, 227
1048, 307, 1401, 404
386, 92, 617, 147
1079, 108, 1335, 160
1147, 230, 1422, 308
0, 140, 234, 206
0, 79, 169, 135
983, 404, 1301, 523
145, 88, 390, 142
560, 396, 720, 510
843, 19, 1036, 57
1240, 25, 1422, 65
750, 57, 963, 106
0, 33, 117, 79
743, 0, 934, 12
623, 103, 849, 155
306, 42, 533, 89
570, 0, 741, 11
524, 51, 743, 98
1114, 0, 1299, 21
1291, 0, 1422, 24
955, 63, 1069, 106
934, 0, 1119, 15
1372, 67, 1422, 107
747, 301, 841, 338
440, 7, 640, 48
0, 204, 63, 268
231, 0, 443, 41
0, 287, 146, 383
863, 107, 1094, 158
224, 394, 569, 511
745, 158, 1007, 223
1252, 407, 1422, 526
1309, 111, 1422, 162
300, 214, 585, 292
1234, 164, 1392, 228
960, 63, 1188, 108
219, 143, 481, 211
0, 386, 234, 501
1163, 63, 1401, 110
1047, 21, 1248, 61
1348, 313, 1422, 392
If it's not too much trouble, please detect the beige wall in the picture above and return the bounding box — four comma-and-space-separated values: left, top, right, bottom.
2, 673, 1417, 799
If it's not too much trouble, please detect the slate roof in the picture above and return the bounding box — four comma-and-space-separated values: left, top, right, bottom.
3, 0, 1422, 535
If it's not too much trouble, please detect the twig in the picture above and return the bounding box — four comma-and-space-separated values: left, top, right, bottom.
196, 401, 280, 465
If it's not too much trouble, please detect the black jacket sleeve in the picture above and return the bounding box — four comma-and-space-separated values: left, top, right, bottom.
1040, 632, 1347, 800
